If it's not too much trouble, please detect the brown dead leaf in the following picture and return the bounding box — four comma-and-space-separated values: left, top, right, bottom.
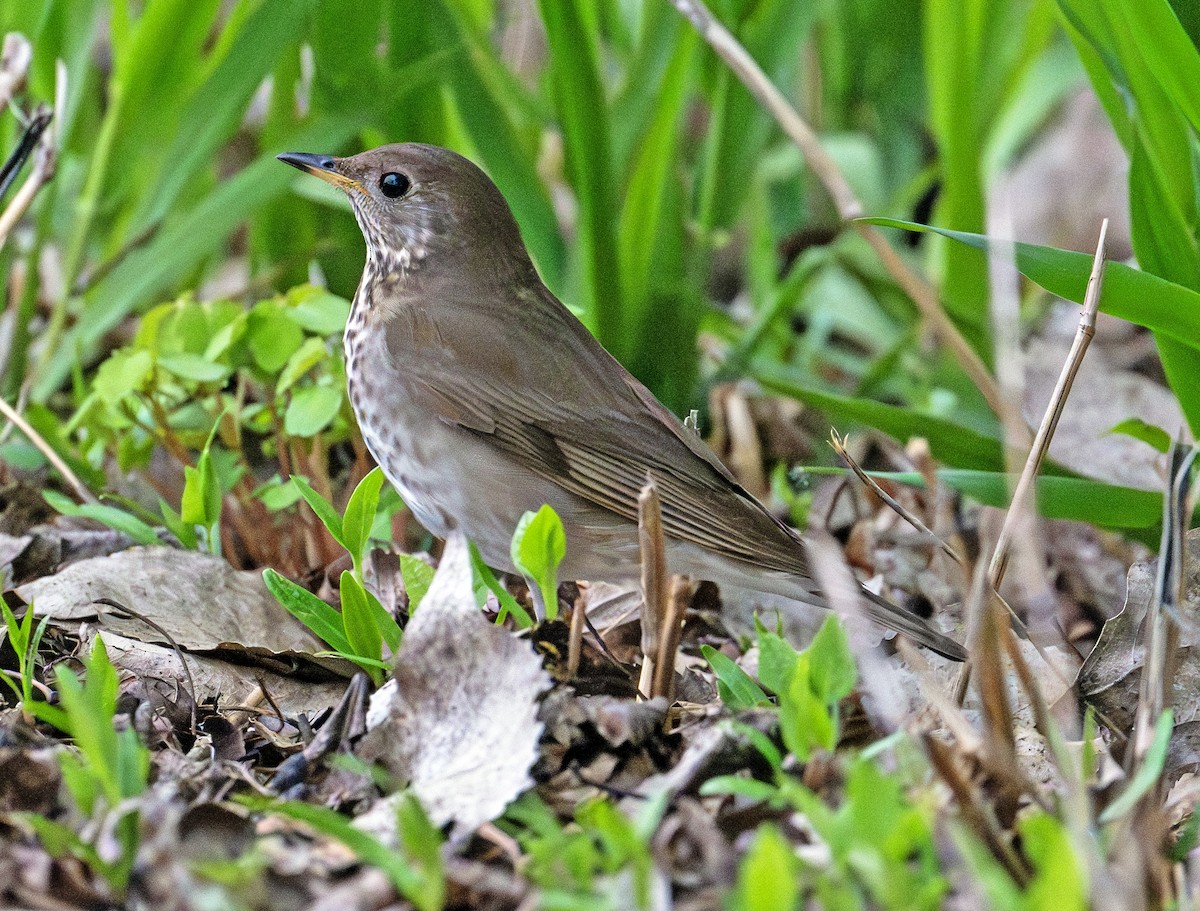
82, 629, 349, 719
358, 532, 550, 834
1077, 530, 1200, 740
17, 546, 333, 661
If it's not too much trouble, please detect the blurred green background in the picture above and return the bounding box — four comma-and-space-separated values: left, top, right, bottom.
1, 0, 1197, 539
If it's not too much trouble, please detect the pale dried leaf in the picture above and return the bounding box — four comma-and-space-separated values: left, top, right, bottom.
89, 630, 348, 719
17, 546, 329, 658
359, 533, 550, 833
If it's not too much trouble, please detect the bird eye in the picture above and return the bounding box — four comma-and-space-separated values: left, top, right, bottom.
379, 172, 410, 199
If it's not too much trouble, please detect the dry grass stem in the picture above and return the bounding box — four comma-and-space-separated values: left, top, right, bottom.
988, 220, 1109, 588
1132, 444, 1198, 768
0, 393, 96, 504
0, 33, 31, 111
830, 429, 963, 566
896, 638, 983, 753
924, 734, 1030, 885
638, 479, 669, 698
566, 589, 585, 680
653, 576, 691, 704
0, 101, 57, 252
669, 0, 1002, 415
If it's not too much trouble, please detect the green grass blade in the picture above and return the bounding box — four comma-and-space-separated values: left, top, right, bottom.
535, 0, 624, 355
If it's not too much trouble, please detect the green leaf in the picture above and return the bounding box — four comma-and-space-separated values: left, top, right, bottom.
93, 349, 153, 404
178, 426, 223, 553
253, 476, 304, 512
779, 656, 836, 761
510, 504, 566, 620
292, 476, 345, 546
805, 614, 857, 703
1109, 417, 1173, 454
862, 219, 1200, 351
275, 336, 330, 395
285, 288, 352, 335
701, 645, 769, 710
262, 568, 352, 654
432, 0, 566, 291
180, 451, 221, 531
395, 793, 446, 911
126, 0, 320, 238
248, 307, 306, 374
1022, 812, 1087, 911
158, 498, 198, 549
468, 540, 534, 629
399, 554, 435, 613
617, 28, 696, 332
535, 0, 623, 353
730, 719, 785, 773
343, 467, 386, 571
865, 218, 1200, 432
41, 55, 448, 400
156, 352, 232, 383
730, 825, 798, 911
43, 491, 161, 547
204, 311, 248, 361
17, 813, 105, 870
753, 360, 1004, 472
257, 800, 433, 910
51, 637, 149, 806
339, 571, 383, 674
284, 385, 343, 437
698, 775, 780, 803
755, 624, 800, 696
931, 469, 1167, 532
369, 586, 402, 654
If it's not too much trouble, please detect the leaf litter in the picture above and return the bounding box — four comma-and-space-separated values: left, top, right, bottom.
0, 430, 1190, 909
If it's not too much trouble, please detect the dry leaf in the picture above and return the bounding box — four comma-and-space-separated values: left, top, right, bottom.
1077, 530, 1200, 738
359, 533, 550, 833
17, 546, 330, 658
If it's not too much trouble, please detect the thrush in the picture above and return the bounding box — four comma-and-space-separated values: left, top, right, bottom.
278, 144, 966, 661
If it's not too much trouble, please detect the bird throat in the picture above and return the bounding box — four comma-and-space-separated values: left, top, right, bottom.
351, 198, 436, 290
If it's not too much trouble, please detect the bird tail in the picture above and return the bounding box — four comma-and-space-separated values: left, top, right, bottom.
855, 586, 967, 661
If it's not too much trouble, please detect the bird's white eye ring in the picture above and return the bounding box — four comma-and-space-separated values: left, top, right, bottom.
379, 172, 410, 199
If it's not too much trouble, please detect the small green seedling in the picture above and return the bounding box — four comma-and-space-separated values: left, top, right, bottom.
469, 540, 534, 629
266, 467, 402, 684
502, 791, 665, 910
703, 614, 856, 759
0, 599, 53, 719
510, 504, 566, 620
730, 824, 799, 911
19, 637, 150, 892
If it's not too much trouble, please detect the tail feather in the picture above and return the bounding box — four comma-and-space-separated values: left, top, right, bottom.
857, 586, 967, 662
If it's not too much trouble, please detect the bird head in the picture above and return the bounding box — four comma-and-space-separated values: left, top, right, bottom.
278, 143, 536, 285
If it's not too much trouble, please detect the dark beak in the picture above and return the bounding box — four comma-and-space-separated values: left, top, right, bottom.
277, 152, 361, 191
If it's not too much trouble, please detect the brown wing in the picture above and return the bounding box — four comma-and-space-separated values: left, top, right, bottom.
383, 280, 809, 576
381, 279, 966, 662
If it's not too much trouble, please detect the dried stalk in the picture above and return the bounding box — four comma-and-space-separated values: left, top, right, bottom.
988, 220, 1108, 587
637, 479, 669, 698
0, 393, 95, 504
653, 576, 691, 703
830, 429, 963, 566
